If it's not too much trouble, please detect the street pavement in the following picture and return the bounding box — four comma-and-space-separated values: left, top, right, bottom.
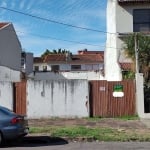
1, 136, 150, 150
1, 142, 150, 150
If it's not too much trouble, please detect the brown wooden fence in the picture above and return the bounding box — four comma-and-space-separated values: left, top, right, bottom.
89, 80, 136, 117
13, 81, 27, 115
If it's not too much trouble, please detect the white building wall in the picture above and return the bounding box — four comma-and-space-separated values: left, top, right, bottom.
0, 82, 13, 110
105, 0, 122, 81
60, 64, 71, 70
105, 1, 149, 81
34, 63, 48, 71
27, 79, 89, 118
116, 4, 150, 34
34, 63, 103, 71
28, 71, 105, 80
0, 66, 21, 82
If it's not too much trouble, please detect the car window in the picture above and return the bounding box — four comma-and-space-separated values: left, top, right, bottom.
0, 107, 15, 115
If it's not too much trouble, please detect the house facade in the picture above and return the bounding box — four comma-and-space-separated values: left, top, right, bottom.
31, 51, 105, 80
105, 0, 150, 81
0, 22, 22, 81
34, 52, 104, 72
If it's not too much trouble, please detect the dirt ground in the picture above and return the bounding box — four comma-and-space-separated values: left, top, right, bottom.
28, 118, 150, 132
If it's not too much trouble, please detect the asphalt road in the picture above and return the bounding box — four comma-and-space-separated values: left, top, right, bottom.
1, 136, 150, 150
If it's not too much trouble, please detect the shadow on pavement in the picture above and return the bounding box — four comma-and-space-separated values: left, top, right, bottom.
1, 136, 68, 148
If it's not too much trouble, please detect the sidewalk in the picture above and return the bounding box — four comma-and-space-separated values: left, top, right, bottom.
141, 119, 150, 128
28, 118, 148, 129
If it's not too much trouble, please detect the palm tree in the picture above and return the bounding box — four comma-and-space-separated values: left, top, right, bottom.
41, 48, 71, 57
123, 33, 150, 85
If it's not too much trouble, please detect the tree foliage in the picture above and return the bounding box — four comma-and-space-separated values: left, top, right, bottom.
123, 33, 150, 85
41, 48, 71, 58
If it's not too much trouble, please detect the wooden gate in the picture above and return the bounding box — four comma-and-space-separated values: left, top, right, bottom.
13, 81, 27, 115
89, 80, 136, 117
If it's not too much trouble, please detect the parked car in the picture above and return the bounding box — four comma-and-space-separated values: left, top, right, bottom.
0, 106, 29, 145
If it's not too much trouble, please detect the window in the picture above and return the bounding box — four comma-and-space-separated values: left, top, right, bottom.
51, 65, 59, 71
21, 58, 25, 66
133, 9, 150, 32
71, 65, 81, 70
43, 66, 47, 72
34, 66, 39, 71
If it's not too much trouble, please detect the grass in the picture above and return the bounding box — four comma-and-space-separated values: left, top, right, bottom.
29, 126, 150, 142
114, 115, 139, 121
84, 115, 139, 122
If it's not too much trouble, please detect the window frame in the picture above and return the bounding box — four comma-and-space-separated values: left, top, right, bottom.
71, 65, 81, 71
34, 66, 39, 71
51, 65, 59, 71
133, 9, 150, 32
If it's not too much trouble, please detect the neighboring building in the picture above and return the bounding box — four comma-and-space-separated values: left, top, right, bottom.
78, 49, 104, 55
105, 0, 150, 81
31, 51, 105, 80
0, 22, 22, 81
32, 50, 132, 80
33, 53, 104, 72
21, 52, 33, 75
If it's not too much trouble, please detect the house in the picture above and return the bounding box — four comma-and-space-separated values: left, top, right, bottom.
32, 49, 131, 80
105, 0, 150, 81
0, 22, 22, 81
31, 50, 105, 80
33, 52, 104, 72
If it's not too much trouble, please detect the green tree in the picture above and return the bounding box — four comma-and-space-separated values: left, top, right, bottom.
41, 48, 71, 57
123, 33, 150, 84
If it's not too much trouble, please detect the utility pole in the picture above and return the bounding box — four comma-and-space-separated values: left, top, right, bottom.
134, 33, 139, 73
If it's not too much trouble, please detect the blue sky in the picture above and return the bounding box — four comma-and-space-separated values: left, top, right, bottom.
0, 0, 107, 56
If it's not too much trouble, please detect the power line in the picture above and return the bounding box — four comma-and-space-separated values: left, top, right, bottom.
2, 27, 122, 50
19, 32, 122, 50
2, 28, 102, 47
0, 6, 117, 35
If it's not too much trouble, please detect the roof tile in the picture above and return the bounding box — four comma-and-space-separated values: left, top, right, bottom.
0, 22, 9, 28
34, 53, 104, 64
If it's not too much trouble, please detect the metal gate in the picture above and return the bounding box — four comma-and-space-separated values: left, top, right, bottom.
89, 80, 136, 117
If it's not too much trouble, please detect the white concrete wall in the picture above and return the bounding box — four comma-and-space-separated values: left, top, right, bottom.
0, 82, 13, 110
136, 73, 150, 118
27, 79, 89, 118
105, 0, 122, 81
28, 71, 105, 80
0, 66, 21, 82
0, 23, 21, 71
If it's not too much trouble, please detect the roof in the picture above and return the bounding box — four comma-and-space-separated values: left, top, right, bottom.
120, 63, 134, 70
78, 50, 104, 55
34, 57, 44, 63
118, 0, 150, 4
34, 53, 104, 64
0, 22, 9, 29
